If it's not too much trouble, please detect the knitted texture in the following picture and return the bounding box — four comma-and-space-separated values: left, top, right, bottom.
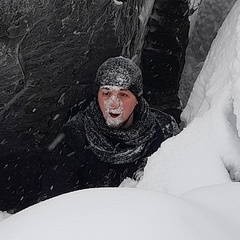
95, 56, 143, 97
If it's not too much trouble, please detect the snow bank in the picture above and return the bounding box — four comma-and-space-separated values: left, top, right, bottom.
137, 0, 240, 195
1, 187, 240, 240
179, 0, 236, 107
0, 212, 11, 222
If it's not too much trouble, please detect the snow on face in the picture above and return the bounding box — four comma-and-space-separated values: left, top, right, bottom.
99, 86, 124, 128
103, 92, 123, 128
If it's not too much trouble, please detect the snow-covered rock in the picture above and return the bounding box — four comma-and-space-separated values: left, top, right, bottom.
137, 0, 240, 195
179, 0, 237, 107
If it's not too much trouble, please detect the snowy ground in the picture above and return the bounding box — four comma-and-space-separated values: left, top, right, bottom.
1, 0, 240, 239
0, 185, 240, 240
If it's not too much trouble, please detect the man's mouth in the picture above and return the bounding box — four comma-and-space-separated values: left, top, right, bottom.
109, 113, 120, 118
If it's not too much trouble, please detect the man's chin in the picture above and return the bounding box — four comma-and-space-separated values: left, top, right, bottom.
106, 121, 122, 129
105, 116, 122, 128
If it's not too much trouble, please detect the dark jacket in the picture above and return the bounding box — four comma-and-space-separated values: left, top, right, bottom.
41, 104, 178, 200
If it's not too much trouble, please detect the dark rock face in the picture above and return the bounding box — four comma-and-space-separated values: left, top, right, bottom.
0, 0, 189, 211
1, 1, 116, 154
142, 0, 189, 123
0, 0, 152, 211
0, 0, 148, 155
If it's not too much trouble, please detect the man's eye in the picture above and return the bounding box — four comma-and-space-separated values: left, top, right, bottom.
119, 92, 128, 97
102, 91, 110, 96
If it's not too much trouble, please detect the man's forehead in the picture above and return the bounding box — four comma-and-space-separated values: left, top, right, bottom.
100, 85, 128, 91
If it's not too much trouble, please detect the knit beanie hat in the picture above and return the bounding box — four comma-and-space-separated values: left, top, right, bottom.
95, 56, 143, 97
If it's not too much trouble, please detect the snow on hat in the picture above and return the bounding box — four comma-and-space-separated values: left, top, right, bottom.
95, 56, 143, 97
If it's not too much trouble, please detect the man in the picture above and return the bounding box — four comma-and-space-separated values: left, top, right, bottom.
42, 56, 179, 199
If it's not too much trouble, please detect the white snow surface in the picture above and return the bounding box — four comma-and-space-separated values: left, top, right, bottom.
1, 186, 240, 240
1, 1, 240, 239
137, 0, 240, 194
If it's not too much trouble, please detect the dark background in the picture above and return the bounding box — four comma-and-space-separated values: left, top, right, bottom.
0, 0, 189, 211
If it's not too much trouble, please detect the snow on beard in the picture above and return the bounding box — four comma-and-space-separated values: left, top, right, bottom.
102, 86, 124, 128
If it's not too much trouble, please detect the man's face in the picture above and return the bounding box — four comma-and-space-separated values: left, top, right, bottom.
97, 86, 138, 128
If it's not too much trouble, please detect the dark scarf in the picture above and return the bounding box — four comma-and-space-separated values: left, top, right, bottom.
83, 97, 157, 164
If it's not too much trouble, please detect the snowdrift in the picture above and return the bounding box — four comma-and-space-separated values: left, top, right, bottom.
0, 186, 240, 240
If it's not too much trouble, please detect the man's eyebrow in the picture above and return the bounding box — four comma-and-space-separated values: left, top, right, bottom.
119, 88, 128, 92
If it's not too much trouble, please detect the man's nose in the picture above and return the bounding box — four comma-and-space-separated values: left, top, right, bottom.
110, 95, 120, 109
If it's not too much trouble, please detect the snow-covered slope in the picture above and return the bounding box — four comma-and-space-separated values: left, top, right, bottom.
179, 0, 237, 107
137, 0, 240, 195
